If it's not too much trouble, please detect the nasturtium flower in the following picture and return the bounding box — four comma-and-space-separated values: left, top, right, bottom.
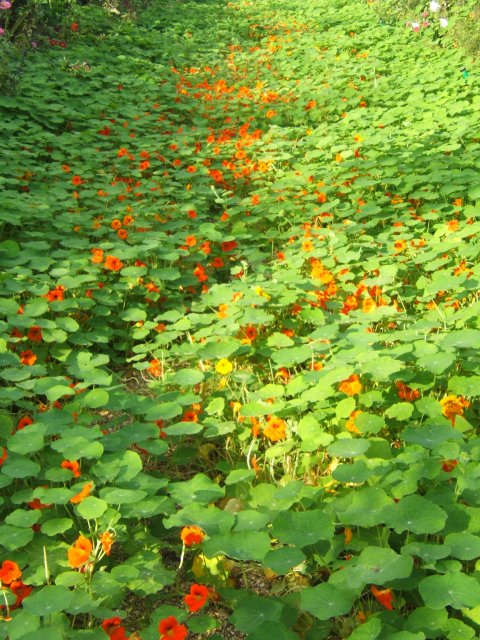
215, 358, 233, 375
440, 395, 469, 426
69, 482, 92, 504
104, 255, 124, 272
339, 374, 362, 396
147, 359, 163, 377
180, 525, 204, 546
371, 585, 394, 610
395, 381, 419, 402
20, 350, 37, 366
27, 325, 42, 342
158, 616, 188, 640
100, 531, 114, 556
263, 416, 287, 442
17, 416, 33, 430
9, 580, 33, 609
68, 535, 92, 568
345, 410, 361, 434
442, 459, 458, 472
0, 560, 21, 585
61, 459, 81, 477
184, 583, 209, 612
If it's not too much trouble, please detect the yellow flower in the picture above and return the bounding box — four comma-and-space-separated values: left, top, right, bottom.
215, 359, 233, 375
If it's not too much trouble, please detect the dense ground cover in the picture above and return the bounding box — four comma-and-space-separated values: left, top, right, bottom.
1, 0, 480, 638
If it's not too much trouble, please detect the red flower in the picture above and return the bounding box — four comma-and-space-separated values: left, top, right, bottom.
45, 285, 65, 302
9, 580, 33, 609
61, 459, 81, 478
0, 560, 21, 585
442, 459, 458, 472
158, 616, 188, 640
20, 350, 37, 366
104, 255, 124, 272
371, 585, 394, 610
17, 416, 33, 430
221, 240, 238, 252
101, 618, 127, 638
71, 22, 78, 32
184, 584, 209, 612
180, 525, 204, 546
27, 325, 43, 342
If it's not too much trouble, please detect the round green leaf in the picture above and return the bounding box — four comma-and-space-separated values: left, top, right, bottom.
420, 573, 480, 610
264, 547, 306, 574
301, 583, 354, 620
76, 496, 108, 520
83, 388, 109, 408
23, 585, 74, 615
384, 495, 447, 534
328, 438, 371, 458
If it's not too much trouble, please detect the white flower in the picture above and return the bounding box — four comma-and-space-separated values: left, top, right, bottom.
412, 22, 420, 32
439, 17, 448, 28
430, 1, 440, 12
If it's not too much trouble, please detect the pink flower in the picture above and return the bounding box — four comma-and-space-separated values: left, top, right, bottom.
0, 1, 12, 9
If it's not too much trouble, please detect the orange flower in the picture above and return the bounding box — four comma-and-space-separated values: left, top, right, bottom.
182, 410, 199, 423
344, 527, 353, 544
147, 359, 163, 377
27, 325, 42, 342
20, 350, 37, 366
243, 325, 257, 341
302, 239, 314, 252
123, 215, 134, 226
345, 410, 361, 434
185, 235, 197, 247
101, 617, 124, 637
9, 580, 33, 609
72, 175, 83, 185
339, 374, 362, 396
45, 285, 65, 302
263, 416, 287, 442
158, 616, 188, 640
111, 219, 122, 230
61, 460, 81, 478
91, 248, 104, 263
221, 240, 237, 252
217, 304, 228, 319
68, 535, 93, 568
70, 482, 92, 504
440, 395, 469, 426
184, 584, 209, 612
180, 525, 204, 546
117, 229, 128, 240
100, 531, 114, 556
0, 560, 21, 585
395, 381, 419, 402
186, 165, 197, 173
265, 109, 276, 118
17, 416, 33, 430
362, 298, 377, 313
442, 459, 458, 473
0, 447, 7, 466
371, 585, 394, 610
104, 255, 124, 271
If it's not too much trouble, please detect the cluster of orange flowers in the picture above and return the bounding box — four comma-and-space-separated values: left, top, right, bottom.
91, 249, 124, 272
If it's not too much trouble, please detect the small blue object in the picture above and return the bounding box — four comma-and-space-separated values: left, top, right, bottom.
460, 67, 469, 80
